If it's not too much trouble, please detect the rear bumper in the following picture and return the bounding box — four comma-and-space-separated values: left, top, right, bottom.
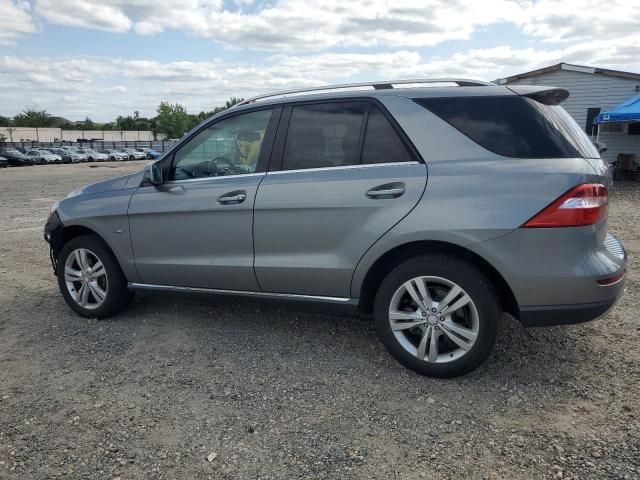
468, 226, 627, 326
519, 296, 621, 327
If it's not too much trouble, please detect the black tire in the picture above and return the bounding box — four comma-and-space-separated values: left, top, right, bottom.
373, 254, 500, 378
57, 235, 134, 319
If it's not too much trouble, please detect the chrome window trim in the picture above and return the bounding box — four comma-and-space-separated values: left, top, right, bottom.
268, 161, 421, 176
164, 172, 266, 185
128, 282, 356, 304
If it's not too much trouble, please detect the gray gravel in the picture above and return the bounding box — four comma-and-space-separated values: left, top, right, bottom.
0, 162, 639, 479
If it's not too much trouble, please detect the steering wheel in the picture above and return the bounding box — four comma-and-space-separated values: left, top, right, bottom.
174, 156, 247, 180
211, 156, 247, 176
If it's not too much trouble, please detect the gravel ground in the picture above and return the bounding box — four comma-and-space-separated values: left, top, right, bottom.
0, 162, 638, 479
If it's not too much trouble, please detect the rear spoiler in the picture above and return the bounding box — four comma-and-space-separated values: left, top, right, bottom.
506, 85, 570, 106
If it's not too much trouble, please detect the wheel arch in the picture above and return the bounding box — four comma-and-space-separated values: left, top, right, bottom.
53, 224, 107, 259
357, 240, 520, 319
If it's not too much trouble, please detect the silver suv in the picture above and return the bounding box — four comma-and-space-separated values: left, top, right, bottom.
44, 79, 627, 377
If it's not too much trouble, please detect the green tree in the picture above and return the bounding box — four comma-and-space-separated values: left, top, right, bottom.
212, 97, 244, 115
116, 115, 136, 130
76, 117, 95, 130
12, 108, 53, 127
155, 102, 190, 138
0, 116, 11, 127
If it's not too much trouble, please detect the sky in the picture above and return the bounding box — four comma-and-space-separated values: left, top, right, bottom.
1, 0, 639, 122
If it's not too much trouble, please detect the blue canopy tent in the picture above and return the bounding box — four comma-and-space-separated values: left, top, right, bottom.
593, 95, 640, 141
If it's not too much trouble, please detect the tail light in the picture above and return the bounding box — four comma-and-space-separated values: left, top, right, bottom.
522, 184, 608, 228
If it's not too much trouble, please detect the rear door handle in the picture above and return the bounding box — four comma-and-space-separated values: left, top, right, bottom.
217, 190, 247, 204
366, 183, 406, 199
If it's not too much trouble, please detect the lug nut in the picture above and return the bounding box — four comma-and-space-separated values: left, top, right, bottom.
431, 308, 436, 313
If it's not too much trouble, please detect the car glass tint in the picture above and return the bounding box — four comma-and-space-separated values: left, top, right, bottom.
415, 96, 580, 158
362, 106, 414, 164
282, 102, 367, 170
171, 109, 272, 180
524, 98, 600, 158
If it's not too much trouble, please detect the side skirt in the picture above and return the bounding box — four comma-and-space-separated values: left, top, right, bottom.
128, 282, 360, 310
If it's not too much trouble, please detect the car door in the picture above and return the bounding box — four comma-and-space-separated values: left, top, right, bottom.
253, 100, 427, 297
128, 106, 280, 290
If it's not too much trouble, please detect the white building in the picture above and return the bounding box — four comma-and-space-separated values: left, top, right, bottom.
496, 63, 640, 164
0, 127, 165, 143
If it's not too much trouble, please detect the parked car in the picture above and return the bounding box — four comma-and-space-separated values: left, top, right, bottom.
0, 156, 7, 168
76, 148, 108, 162
144, 148, 161, 159
48, 148, 76, 163
100, 149, 127, 161
44, 79, 627, 378
26, 149, 62, 164
118, 148, 147, 160
58, 149, 85, 164
1, 148, 34, 166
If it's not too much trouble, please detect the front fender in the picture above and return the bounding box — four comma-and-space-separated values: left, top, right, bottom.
53, 188, 140, 282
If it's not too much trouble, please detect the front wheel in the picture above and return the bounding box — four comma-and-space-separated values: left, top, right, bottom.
57, 235, 133, 318
374, 254, 500, 378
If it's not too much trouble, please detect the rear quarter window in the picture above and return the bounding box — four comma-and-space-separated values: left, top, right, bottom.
414, 96, 583, 159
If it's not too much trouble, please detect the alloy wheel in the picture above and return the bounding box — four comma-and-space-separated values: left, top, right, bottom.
388, 276, 479, 363
64, 248, 108, 310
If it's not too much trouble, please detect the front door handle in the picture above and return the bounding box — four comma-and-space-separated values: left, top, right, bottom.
366, 182, 406, 199
217, 190, 247, 204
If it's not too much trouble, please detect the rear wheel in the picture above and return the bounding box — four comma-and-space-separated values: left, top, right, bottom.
374, 254, 500, 378
57, 235, 133, 318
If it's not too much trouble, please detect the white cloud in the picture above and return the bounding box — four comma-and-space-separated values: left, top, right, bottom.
519, 0, 640, 43
3, 0, 639, 56
2, 33, 639, 122
30, 0, 638, 52
0, 0, 36, 44
31, 0, 526, 51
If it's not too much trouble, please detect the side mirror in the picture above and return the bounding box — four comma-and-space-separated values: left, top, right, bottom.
594, 141, 607, 155
142, 162, 163, 186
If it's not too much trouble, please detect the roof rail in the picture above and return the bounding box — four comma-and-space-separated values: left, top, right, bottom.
235, 78, 493, 106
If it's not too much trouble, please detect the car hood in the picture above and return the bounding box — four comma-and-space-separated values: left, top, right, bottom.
67, 173, 139, 197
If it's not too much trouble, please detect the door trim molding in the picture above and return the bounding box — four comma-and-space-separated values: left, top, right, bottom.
128, 282, 357, 305
266, 160, 421, 176
164, 172, 265, 185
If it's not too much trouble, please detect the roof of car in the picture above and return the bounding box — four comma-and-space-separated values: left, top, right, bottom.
222, 79, 547, 115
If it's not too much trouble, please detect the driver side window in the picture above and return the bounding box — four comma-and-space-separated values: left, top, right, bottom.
170, 109, 273, 181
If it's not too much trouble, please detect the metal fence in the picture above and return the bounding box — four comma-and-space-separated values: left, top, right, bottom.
1, 139, 177, 153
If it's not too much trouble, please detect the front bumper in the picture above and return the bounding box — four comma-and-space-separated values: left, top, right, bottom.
44, 211, 64, 274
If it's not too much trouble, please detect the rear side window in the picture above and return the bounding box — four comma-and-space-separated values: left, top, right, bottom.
415, 96, 581, 158
362, 106, 414, 164
282, 102, 367, 170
